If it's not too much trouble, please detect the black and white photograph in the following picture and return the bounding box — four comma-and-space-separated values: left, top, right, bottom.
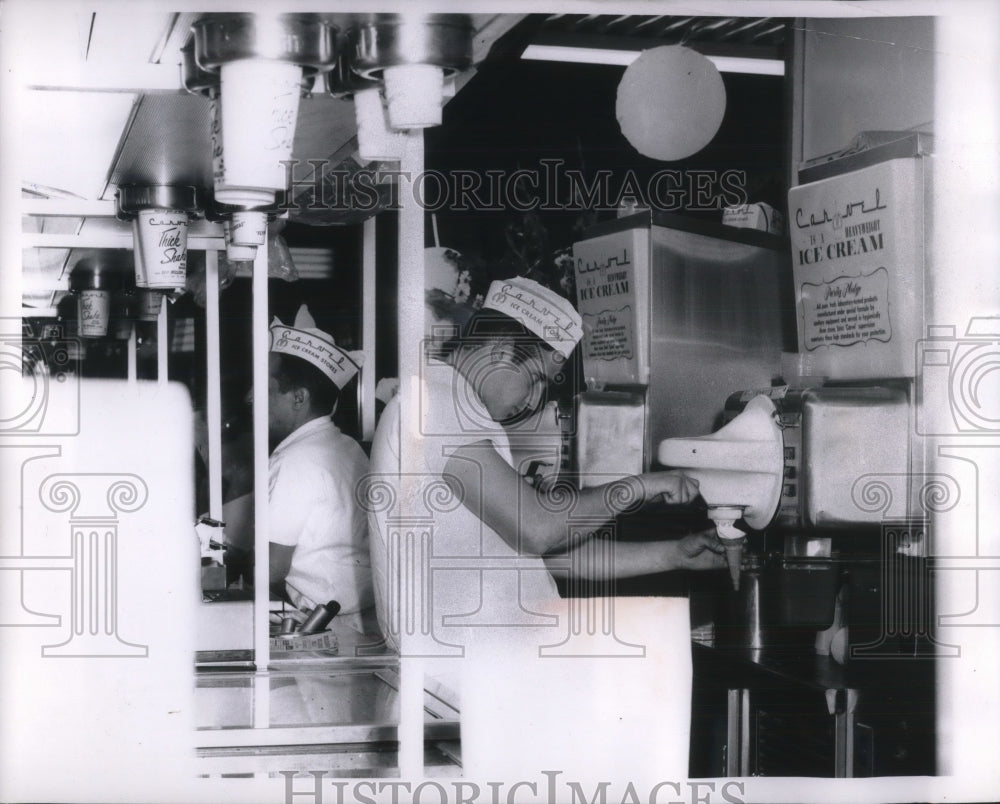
1, 2, 998, 803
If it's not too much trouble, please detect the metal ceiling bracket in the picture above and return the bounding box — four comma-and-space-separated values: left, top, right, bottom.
326, 49, 380, 99
181, 42, 217, 97
115, 185, 201, 220
191, 13, 339, 74
182, 39, 316, 98
352, 14, 473, 79
203, 194, 282, 222
68, 252, 133, 292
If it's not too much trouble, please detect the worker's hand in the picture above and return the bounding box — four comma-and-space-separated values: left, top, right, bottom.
673, 527, 728, 570
643, 470, 701, 505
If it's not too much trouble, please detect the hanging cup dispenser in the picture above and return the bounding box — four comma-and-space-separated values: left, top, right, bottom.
657, 395, 784, 590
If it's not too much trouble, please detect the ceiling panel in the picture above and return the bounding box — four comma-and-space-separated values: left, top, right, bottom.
85, 8, 180, 65
103, 94, 212, 197
104, 92, 361, 201
21, 90, 138, 201
536, 13, 789, 46
20, 11, 522, 310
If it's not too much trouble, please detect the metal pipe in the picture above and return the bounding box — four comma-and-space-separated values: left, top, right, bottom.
205, 248, 223, 522
126, 323, 137, 383
739, 688, 751, 775
360, 216, 377, 441
156, 293, 168, 384
251, 235, 270, 681
725, 688, 740, 776
397, 129, 425, 779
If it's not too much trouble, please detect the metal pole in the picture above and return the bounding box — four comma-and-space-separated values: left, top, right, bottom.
397, 129, 425, 779
127, 323, 137, 383
205, 249, 223, 522
156, 293, 168, 384
360, 216, 377, 442
251, 239, 271, 688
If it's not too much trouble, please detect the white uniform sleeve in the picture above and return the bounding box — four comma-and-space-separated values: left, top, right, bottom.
421, 375, 508, 477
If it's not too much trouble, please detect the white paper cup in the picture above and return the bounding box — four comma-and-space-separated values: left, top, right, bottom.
77, 290, 111, 338
137, 289, 163, 322
354, 86, 404, 161
228, 210, 268, 248
224, 219, 258, 261
132, 219, 148, 288
215, 59, 303, 206
383, 64, 444, 129
135, 208, 189, 290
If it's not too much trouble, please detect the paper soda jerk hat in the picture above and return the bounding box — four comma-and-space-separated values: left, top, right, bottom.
481, 277, 583, 358
269, 305, 364, 389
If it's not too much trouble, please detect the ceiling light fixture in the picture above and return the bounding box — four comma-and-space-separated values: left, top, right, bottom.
521, 43, 785, 76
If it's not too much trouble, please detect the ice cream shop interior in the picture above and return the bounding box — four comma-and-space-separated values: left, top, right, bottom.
4, 1, 999, 797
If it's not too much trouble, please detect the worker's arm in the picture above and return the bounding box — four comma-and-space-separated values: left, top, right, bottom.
543, 528, 726, 580
442, 440, 701, 557
269, 541, 295, 586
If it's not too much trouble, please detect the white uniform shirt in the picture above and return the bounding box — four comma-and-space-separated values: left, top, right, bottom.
367, 360, 560, 653
368, 363, 691, 781
269, 416, 374, 631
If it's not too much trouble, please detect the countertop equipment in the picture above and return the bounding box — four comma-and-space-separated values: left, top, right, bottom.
657, 394, 785, 590
570, 212, 793, 592
702, 383, 930, 661
571, 212, 794, 485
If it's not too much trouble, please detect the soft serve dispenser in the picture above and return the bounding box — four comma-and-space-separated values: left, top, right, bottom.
657, 394, 785, 589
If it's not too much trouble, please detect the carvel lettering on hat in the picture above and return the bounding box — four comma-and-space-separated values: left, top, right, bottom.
482, 276, 583, 358
269, 305, 364, 389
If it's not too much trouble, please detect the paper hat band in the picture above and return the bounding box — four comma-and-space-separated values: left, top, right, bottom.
269, 306, 364, 389
481, 277, 583, 358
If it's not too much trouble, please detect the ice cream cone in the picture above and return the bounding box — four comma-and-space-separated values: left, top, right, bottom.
723, 540, 745, 591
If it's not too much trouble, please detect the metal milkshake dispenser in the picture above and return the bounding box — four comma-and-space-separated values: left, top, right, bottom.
571, 211, 794, 589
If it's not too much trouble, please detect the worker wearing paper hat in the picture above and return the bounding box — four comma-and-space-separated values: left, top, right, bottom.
263, 305, 376, 633
366, 270, 723, 657
479, 275, 583, 359
435, 276, 584, 427
269, 304, 364, 391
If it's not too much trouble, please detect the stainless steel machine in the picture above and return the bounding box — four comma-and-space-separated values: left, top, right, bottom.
571, 211, 794, 478
571, 211, 795, 585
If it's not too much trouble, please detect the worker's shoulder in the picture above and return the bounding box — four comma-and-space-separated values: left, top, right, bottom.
320, 424, 370, 471
275, 422, 367, 469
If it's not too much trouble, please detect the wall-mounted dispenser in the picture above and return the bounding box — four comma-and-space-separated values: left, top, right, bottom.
327, 46, 404, 162
658, 395, 784, 589
115, 185, 200, 295
69, 252, 130, 339
190, 13, 338, 257
352, 14, 473, 130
